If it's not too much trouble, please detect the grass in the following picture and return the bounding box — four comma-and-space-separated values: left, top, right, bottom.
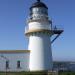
0, 71, 75, 75
59, 71, 75, 75
0, 71, 48, 75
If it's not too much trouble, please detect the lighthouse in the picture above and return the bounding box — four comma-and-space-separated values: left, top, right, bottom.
25, 0, 63, 71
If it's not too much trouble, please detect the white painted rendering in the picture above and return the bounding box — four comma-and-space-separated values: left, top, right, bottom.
28, 21, 51, 30
25, 21, 51, 34
26, 1, 53, 71
28, 33, 53, 71
0, 52, 30, 72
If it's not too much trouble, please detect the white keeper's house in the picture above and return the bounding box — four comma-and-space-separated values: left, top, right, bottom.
0, 50, 30, 72
0, 0, 63, 72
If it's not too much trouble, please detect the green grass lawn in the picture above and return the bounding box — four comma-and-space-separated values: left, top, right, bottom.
0, 71, 75, 75
59, 71, 75, 75
0, 71, 48, 75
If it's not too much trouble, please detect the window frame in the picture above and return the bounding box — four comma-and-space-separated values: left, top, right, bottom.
17, 60, 21, 69
6, 60, 9, 69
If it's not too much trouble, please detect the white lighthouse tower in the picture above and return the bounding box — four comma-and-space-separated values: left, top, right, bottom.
25, 0, 63, 71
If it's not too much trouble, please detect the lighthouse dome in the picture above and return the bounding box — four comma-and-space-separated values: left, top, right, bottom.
30, 0, 48, 9
29, 0, 48, 21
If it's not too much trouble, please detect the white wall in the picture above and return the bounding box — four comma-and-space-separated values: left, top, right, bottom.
29, 33, 53, 71
0, 52, 30, 72
28, 22, 51, 30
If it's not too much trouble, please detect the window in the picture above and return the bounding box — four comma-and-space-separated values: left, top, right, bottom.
6, 60, 9, 69
17, 60, 21, 68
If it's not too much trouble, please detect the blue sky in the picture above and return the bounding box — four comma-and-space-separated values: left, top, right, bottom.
0, 0, 75, 61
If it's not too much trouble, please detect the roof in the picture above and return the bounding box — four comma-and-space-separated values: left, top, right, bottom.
0, 50, 30, 53
30, 1, 48, 9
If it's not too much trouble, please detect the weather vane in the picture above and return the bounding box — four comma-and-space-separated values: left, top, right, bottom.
37, 0, 40, 2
